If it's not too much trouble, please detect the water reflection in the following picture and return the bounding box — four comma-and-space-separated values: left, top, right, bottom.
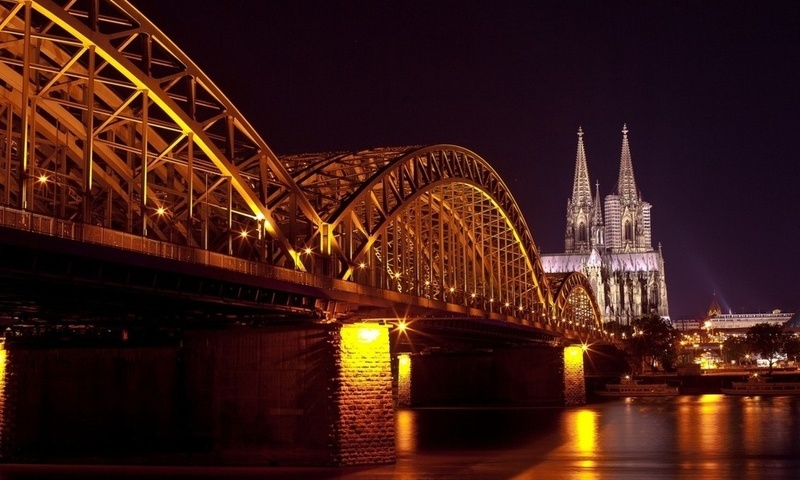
394, 409, 415, 455
390, 396, 800, 480
571, 409, 597, 454
1, 364, 800, 480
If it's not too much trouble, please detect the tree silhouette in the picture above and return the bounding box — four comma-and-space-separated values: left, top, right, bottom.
722, 336, 752, 365
625, 314, 680, 373
784, 335, 800, 365
746, 323, 788, 373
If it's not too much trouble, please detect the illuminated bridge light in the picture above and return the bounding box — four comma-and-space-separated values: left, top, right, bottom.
356, 324, 382, 343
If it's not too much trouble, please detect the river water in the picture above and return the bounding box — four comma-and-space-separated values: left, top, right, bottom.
2, 394, 799, 480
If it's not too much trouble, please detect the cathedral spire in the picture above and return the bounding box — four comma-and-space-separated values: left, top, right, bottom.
616, 123, 638, 204
571, 127, 592, 206
565, 127, 594, 253
592, 180, 603, 226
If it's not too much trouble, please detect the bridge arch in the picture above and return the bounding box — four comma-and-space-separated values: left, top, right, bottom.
0, 0, 318, 268
280, 145, 554, 322
548, 272, 603, 332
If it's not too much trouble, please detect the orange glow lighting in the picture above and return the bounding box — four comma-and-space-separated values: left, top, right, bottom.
357, 325, 381, 343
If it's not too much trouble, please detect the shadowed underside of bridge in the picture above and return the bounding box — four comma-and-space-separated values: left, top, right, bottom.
0, 0, 609, 345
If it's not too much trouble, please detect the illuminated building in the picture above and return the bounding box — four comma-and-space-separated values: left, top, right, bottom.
704, 293, 794, 332
708, 311, 793, 331
541, 125, 669, 325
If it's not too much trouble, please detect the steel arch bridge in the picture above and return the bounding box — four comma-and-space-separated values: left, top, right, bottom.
0, 0, 605, 340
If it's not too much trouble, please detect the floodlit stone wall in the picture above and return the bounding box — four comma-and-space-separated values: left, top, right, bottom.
396, 353, 411, 407
331, 324, 395, 465
563, 345, 586, 406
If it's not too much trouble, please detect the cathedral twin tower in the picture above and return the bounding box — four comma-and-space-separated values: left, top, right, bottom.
541, 125, 670, 325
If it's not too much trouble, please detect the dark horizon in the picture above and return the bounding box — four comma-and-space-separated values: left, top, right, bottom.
135, 0, 800, 319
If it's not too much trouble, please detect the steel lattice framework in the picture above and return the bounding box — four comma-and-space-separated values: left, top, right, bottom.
548, 272, 603, 334
282, 145, 552, 320
0, 0, 603, 334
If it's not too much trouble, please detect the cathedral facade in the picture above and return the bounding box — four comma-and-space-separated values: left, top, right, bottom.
541, 125, 669, 325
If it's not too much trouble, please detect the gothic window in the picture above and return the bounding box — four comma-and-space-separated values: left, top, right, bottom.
578, 223, 587, 242
624, 221, 632, 241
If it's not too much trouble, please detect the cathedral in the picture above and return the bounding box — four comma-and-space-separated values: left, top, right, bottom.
540, 125, 670, 325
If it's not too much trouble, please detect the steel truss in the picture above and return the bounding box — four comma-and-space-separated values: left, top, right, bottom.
548, 272, 603, 333
0, 1, 603, 333
282, 145, 553, 323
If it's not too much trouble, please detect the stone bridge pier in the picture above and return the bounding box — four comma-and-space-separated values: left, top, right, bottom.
0, 323, 589, 467
177, 323, 397, 466
395, 344, 587, 408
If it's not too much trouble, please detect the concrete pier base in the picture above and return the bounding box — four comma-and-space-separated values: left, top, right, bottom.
406, 344, 586, 407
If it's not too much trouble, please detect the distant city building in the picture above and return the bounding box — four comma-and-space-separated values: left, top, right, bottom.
674, 294, 798, 333
672, 317, 701, 331
705, 293, 794, 331
708, 311, 793, 331
541, 125, 669, 325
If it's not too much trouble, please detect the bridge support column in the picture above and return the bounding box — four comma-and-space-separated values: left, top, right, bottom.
332, 324, 395, 465
562, 345, 587, 406
396, 353, 411, 407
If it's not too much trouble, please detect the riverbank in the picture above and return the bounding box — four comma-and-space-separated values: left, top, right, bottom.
587, 370, 800, 398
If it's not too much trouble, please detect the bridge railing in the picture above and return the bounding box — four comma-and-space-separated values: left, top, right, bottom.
0, 205, 332, 289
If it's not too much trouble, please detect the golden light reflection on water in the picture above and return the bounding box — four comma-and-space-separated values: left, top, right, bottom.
573, 409, 597, 453
395, 408, 415, 455
675, 395, 727, 477
570, 409, 598, 479
509, 408, 599, 480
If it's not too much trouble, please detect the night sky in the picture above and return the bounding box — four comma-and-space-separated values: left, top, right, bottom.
133, 0, 799, 320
